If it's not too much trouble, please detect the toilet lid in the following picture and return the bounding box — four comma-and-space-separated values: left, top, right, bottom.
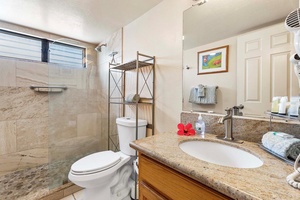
71, 151, 121, 175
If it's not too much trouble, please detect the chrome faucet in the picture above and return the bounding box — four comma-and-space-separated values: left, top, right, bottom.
218, 108, 234, 141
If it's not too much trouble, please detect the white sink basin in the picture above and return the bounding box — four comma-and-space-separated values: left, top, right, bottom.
179, 140, 263, 168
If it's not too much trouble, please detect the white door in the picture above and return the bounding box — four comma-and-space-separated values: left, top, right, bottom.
237, 23, 298, 116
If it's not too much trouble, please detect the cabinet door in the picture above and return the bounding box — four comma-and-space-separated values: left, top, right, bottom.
139, 153, 232, 200
139, 181, 167, 200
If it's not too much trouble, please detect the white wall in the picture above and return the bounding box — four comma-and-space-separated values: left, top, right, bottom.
123, 0, 191, 134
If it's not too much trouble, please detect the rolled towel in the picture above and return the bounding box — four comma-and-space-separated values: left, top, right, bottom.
125, 94, 140, 103
262, 131, 300, 160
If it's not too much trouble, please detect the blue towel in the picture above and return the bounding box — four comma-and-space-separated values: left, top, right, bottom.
198, 84, 205, 97
262, 132, 300, 160
189, 87, 198, 103
189, 85, 217, 104
198, 85, 217, 104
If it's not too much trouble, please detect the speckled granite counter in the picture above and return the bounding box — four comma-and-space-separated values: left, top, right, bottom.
130, 133, 300, 200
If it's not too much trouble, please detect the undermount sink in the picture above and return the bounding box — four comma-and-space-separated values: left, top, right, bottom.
179, 140, 263, 168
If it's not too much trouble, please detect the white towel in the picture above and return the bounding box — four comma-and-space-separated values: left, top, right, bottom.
262, 132, 300, 160
125, 94, 140, 103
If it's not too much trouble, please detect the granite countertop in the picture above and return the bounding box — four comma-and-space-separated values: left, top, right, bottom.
130, 132, 300, 200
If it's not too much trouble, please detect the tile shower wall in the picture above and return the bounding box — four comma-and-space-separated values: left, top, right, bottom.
181, 112, 300, 142
0, 21, 112, 199
0, 60, 50, 177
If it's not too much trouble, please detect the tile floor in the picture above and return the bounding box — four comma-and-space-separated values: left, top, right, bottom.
60, 189, 84, 200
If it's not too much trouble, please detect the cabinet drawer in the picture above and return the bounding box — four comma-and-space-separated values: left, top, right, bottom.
140, 181, 168, 200
139, 153, 232, 200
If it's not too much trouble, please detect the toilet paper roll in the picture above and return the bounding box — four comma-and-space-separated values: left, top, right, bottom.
125, 94, 140, 103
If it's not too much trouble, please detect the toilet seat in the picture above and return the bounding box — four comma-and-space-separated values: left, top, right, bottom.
71, 151, 121, 175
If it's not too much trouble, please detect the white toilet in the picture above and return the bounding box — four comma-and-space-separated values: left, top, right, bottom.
68, 117, 147, 200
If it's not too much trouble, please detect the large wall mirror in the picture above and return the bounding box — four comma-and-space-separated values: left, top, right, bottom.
183, 0, 299, 117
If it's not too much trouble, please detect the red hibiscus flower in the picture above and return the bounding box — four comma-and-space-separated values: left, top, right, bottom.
177, 123, 195, 136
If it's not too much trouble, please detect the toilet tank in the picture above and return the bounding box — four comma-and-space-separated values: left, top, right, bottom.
116, 117, 147, 156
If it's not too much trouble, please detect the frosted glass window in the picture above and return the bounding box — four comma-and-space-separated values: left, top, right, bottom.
49, 43, 85, 68
0, 30, 41, 61
0, 29, 86, 68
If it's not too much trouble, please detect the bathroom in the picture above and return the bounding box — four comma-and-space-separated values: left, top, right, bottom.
0, 0, 300, 199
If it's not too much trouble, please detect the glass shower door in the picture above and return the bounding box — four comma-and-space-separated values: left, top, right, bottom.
47, 42, 105, 189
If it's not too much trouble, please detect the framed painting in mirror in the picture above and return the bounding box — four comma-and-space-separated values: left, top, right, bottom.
197, 45, 229, 75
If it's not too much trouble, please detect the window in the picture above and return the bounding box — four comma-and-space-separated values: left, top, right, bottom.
0, 29, 86, 68
49, 42, 85, 68
0, 30, 41, 61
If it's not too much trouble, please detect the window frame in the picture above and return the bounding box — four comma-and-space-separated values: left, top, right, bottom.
0, 29, 87, 68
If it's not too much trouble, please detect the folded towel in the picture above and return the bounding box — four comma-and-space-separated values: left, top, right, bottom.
125, 94, 140, 103
189, 85, 218, 104
198, 85, 217, 104
262, 132, 300, 160
198, 84, 206, 97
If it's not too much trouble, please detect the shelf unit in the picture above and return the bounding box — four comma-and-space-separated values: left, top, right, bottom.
108, 52, 155, 151
266, 111, 299, 130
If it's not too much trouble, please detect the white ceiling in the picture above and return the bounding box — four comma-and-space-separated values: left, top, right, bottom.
184, 0, 299, 50
0, 0, 162, 44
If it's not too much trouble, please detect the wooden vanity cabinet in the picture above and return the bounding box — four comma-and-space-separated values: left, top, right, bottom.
139, 153, 232, 200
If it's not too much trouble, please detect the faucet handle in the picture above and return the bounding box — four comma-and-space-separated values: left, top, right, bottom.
233, 104, 244, 116
233, 104, 244, 110
225, 107, 232, 113
218, 117, 223, 124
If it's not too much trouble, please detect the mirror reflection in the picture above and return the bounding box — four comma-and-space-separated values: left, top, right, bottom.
183, 0, 299, 117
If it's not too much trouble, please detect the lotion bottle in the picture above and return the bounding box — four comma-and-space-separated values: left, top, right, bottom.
278, 96, 288, 115
271, 97, 280, 113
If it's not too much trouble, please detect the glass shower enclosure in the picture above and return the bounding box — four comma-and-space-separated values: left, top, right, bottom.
47, 42, 106, 189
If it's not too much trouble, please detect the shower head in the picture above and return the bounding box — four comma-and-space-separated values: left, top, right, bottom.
95, 43, 107, 52
109, 51, 119, 64
109, 51, 118, 57
192, 0, 207, 7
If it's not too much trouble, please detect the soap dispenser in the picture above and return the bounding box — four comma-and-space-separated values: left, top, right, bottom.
195, 114, 205, 135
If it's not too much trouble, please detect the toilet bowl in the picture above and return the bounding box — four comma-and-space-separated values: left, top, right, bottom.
68, 117, 147, 200
69, 151, 131, 200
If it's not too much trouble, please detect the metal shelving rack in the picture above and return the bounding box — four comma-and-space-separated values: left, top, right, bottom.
266, 111, 299, 130
262, 111, 300, 166
108, 51, 155, 151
